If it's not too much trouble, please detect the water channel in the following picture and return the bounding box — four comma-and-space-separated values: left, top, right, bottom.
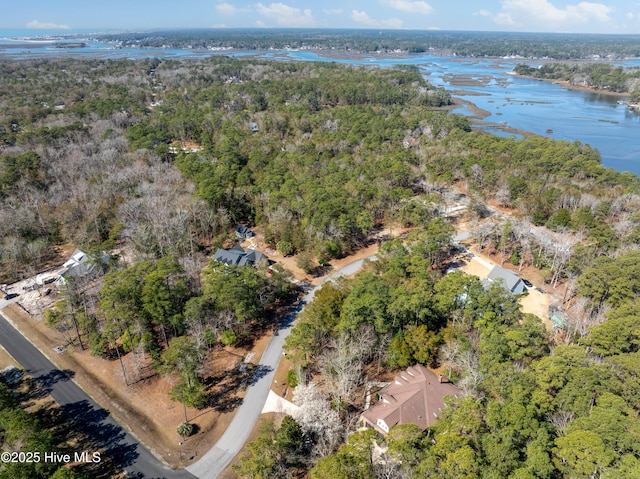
2, 34, 639, 175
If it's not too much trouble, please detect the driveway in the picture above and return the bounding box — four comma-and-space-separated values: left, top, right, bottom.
0, 255, 375, 479
187, 255, 375, 478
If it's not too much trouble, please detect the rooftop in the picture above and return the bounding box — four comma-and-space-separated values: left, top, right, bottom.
213, 245, 266, 267
361, 364, 460, 434
483, 265, 526, 294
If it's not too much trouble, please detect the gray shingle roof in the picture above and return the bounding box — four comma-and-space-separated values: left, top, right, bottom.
213, 245, 266, 267
56, 248, 99, 285
486, 265, 526, 294
235, 224, 255, 239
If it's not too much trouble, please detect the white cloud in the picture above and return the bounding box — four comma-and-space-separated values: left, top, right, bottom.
351, 10, 403, 28
494, 12, 517, 25
494, 0, 613, 28
27, 20, 70, 30
474, 10, 493, 17
323, 8, 343, 15
567, 2, 612, 22
255, 2, 316, 27
380, 0, 433, 15
627, 12, 635, 19
216, 3, 238, 15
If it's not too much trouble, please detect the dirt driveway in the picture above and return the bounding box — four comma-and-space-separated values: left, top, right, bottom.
460, 249, 551, 328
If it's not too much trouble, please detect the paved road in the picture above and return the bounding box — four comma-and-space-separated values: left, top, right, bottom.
0, 255, 375, 479
187, 255, 375, 479
0, 293, 19, 310
0, 310, 195, 479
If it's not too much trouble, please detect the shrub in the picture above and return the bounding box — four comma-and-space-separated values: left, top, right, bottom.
177, 422, 194, 437
277, 240, 294, 256
296, 251, 315, 274
220, 329, 238, 346
287, 369, 299, 387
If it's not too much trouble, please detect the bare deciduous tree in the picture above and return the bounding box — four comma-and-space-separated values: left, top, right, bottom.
547, 410, 575, 435
438, 339, 461, 379
293, 382, 344, 458
320, 335, 364, 409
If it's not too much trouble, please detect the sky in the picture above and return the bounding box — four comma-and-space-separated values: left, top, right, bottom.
2, 0, 640, 34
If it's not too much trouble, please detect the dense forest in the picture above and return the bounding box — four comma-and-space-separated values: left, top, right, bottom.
95, 29, 640, 60
2, 53, 640, 479
515, 62, 640, 95
243, 242, 640, 478
0, 57, 457, 283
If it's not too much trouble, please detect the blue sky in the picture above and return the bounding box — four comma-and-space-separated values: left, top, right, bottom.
2, 0, 640, 34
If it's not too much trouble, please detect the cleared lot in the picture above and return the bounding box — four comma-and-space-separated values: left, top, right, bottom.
460, 251, 551, 328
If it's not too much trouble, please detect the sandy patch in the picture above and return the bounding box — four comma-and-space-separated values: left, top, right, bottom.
521, 289, 552, 329
460, 256, 491, 279
443, 73, 492, 87
272, 353, 295, 401
452, 97, 491, 119
0, 344, 16, 370
459, 248, 552, 329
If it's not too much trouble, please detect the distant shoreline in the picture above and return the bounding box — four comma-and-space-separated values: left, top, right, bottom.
0, 38, 55, 43
0, 42, 50, 49
514, 73, 628, 98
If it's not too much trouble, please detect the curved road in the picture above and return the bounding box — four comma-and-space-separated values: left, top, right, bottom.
0, 255, 374, 479
187, 255, 375, 478
0, 311, 195, 479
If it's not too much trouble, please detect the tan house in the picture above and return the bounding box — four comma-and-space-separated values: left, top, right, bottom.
361, 364, 460, 434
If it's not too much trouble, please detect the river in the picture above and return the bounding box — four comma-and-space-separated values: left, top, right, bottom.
276, 51, 640, 176
2, 32, 639, 175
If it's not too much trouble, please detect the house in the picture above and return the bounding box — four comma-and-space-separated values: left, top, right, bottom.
482, 265, 526, 294
168, 140, 201, 154
63, 249, 88, 269
361, 365, 460, 434
55, 249, 103, 286
213, 245, 267, 267
235, 224, 255, 240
